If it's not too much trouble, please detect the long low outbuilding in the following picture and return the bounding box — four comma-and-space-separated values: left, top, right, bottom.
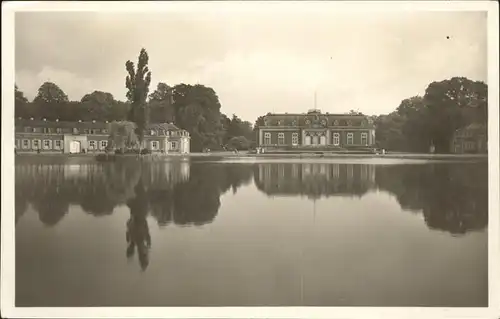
14, 118, 191, 154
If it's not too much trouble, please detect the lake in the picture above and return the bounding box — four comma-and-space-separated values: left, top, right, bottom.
15, 158, 488, 307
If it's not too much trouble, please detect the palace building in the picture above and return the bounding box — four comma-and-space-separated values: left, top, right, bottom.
15, 118, 191, 154
256, 109, 376, 150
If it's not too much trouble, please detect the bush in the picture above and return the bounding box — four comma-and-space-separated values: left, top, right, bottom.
227, 136, 251, 150
140, 149, 151, 155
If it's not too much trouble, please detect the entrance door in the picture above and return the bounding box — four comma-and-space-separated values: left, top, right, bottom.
320, 135, 326, 145
305, 136, 311, 146
312, 135, 319, 145
69, 141, 81, 154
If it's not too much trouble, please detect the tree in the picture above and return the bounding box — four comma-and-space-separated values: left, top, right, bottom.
107, 121, 139, 152
148, 82, 175, 123
81, 91, 117, 120
172, 84, 224, 151
15, 85, 31, 119
33, 82, 69, 104
125, 48, 152, 149
423, 77, 488, 153
396, 96, 432, 153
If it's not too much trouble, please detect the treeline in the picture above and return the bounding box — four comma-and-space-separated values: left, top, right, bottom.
372, 77, 487, 153
15, 49, 254, 152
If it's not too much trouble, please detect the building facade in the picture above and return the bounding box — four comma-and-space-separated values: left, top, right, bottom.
15, 119, 191, 154
256, 109, 376, 150
451, 123, 487, 154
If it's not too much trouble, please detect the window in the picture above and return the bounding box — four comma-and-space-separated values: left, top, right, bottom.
278, 133, 285, 145
170, 141, 177, 150
32, 139, 40, 149
24, 127, 31, 133
151, 141, 159, 150
102, 129, 108, 134
347, 133, 354, 145
100, 140, 108, 150
43, 140, 51, 149
333, 133, 340, 146
56, 128, 62, 134
55, 140, 62, 150
22, 139, 30, 149
361, 133, 368, 145
292, 133, 299, 145
89, 140, 97, 150
150, 130, 156, 136
43, 128, 49, 133
264, 132, 271, 145
73, 128, 79, 134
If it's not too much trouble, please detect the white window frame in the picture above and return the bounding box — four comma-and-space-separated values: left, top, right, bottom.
278, 132, 285, 145
32, 139, 41, 150
151, 141, 159, 150
54, 140, 62, 150
22, 139, 30, 149
292, 133, 299, 146
347, 132, 354, 145
333, 133, 340, 146
88, 140, 97, 150
361, 132, 368, 145
100, 140, 108, 150
170, 141, 177, 150
264, 132, 271, 145
43, 139, 52, 150
15, 139, 20, 149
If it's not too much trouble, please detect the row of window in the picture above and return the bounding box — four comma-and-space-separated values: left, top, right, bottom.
268, 119, 366, 127
16, 139, 109, 151
20, 127, 189, 137
263, 132, 368, 146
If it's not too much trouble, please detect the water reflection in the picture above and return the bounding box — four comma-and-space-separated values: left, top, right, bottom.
15, 161, 254, 228
253, 162, 488, 235
254, 163, 376, 199
16, 161, 487, 237
376, 163, 488, 235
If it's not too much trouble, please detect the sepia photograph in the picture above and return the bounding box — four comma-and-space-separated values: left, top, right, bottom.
1, 1, 499, 318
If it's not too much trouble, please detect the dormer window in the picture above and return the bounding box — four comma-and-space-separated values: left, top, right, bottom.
334, 120, 339, 126
150, 130, 156, 136
25, 127, 32, 133
56, 128, 62, 134
73, 128, 79, 134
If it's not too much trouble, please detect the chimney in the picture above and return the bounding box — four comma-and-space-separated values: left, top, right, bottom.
43, 118, 47, 121
78, 120, 82, 123
56, 119, 59, 122
92, 120, 96, 123
30, 117, 34, 120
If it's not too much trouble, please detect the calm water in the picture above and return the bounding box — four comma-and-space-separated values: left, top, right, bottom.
15, 158, 488, 307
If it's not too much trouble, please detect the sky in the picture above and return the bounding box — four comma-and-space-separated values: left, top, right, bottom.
15, 7, 487, 123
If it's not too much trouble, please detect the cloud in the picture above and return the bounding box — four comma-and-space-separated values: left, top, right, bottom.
14, 10, 487, 122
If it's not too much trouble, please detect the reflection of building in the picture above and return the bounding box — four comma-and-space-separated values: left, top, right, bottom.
15, 119, 191, 154
256, 109, 376, 150
142, 162, 191, 189
255, 163, 376, 199
451, 123, 487, 154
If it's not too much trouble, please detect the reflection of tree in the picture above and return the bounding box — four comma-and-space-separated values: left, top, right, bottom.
15, 161, 253, 228
149, 164, 253, 226
253, 163, 376, 199
376, 163, 488, 234
126, 175, 151, 271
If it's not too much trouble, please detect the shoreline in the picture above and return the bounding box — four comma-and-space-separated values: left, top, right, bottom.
14, 151, 488, 162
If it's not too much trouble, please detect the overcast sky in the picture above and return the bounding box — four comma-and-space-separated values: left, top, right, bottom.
15, 9, 487, 122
